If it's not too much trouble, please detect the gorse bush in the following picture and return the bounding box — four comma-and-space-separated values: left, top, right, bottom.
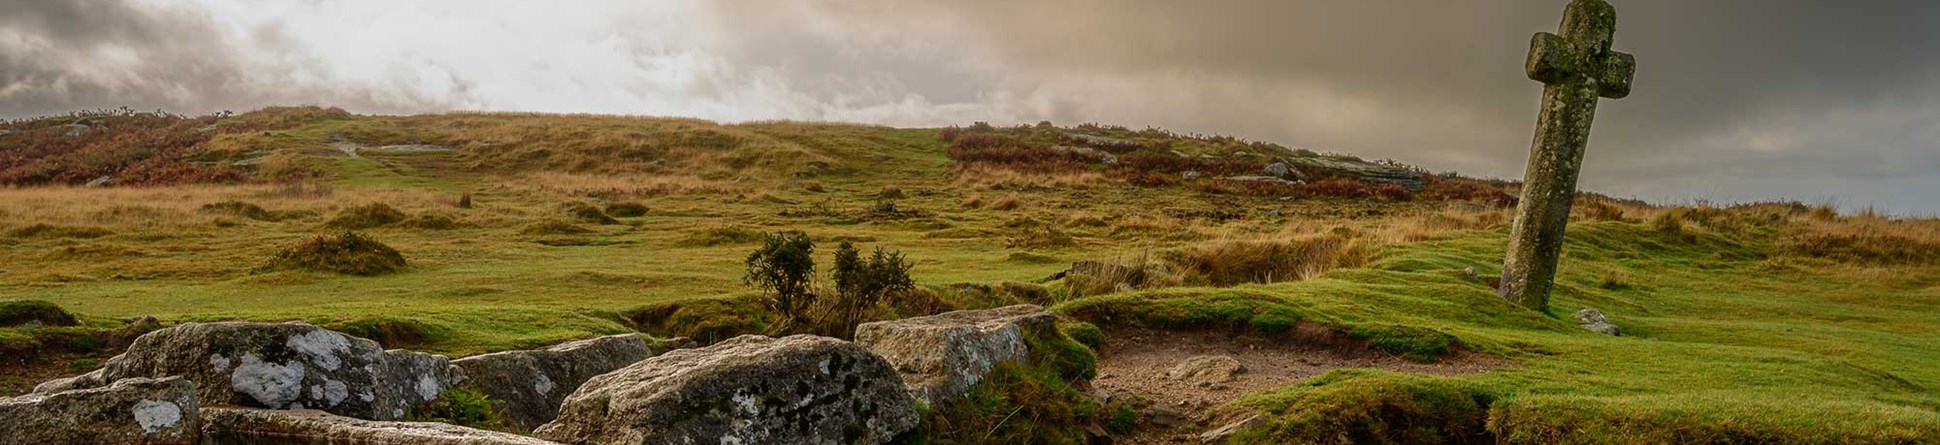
745, 232, 817, 333
820, 241, 916, 338
260, 231, 407, 275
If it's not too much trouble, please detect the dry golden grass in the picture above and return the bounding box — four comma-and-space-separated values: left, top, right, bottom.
950, 163, 1109, 190
510, 172, 742, 199
0, 185, 455, 232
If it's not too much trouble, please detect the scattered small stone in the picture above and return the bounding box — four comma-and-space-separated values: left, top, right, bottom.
1165, 355, 1244, 385
1144, 405, 1187, 427
1199, 414, 1268, 444
1182, 171, 1203, 180
85, 175, 113, 188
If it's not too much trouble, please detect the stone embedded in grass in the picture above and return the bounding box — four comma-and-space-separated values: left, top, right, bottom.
534, 335, 917, 445
261, 231, 407, 276
855, 304, 1056, 407
1573, 308, 1621, 336
326, 203, 409, 229
0, 376, 199, 445
34, 321, 461, 421
451, 334, 652, 430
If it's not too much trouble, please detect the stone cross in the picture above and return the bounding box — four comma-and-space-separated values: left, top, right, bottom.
1499, 0, 1635, 311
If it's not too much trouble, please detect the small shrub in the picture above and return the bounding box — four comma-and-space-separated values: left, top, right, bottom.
260, 231, 407, 276
457, 191, 473, 209
563, 201, 619, 224
407, 387, 516, 432
745, 232, 817, 333
1579, 200, 1627, 222
325, 203, 408, 229
604, 201, 649, 217
817, 241, 917, 338
0, 300, 79, 327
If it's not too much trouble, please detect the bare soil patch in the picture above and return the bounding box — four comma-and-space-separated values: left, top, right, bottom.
1095, 325, 1512, 444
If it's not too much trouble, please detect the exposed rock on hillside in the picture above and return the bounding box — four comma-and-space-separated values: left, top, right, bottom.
534, 335, 917, 445
1574, 308, 1622, 336
451, 334, 651, 429
0, 376, 200, 445
1165, 355, 1244, 385
34, 321, 460, 421
1282, 156, 1426, 191
201, 407, 564, 445
854, 304, 1056, 406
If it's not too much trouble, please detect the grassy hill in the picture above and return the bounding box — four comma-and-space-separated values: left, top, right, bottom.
1, 107, 1936, 443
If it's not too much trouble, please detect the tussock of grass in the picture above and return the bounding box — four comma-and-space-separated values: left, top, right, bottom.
1165, 235, 1369, 286
1056, 291, 1302, 335
325, 203, 408, 229
0, 299, 79, 327
562, 201, 619, 224
407, 387, 517, 433
677, 225, 764, 247
259, 231, 407, 276
1232, 369, 1497, 445
198, 200, 285, 221
603, 201, 649, 217
326, 316, 448, 349
620, 297, 771, 343
520, 220, 593, 236
6, 223, 112, 239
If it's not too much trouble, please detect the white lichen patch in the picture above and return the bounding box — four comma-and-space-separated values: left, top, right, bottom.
209, 354, 231, 372
286, 329, 352, 371
819, 358, 830, 375
415, 374, 442, 401
534, 374, 555, 396
131, 399, 182, 433
231, 353, 306, 408
323, 379, 349, 406
732, 390, 761, 415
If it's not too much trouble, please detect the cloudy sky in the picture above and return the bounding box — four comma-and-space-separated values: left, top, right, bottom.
4, 0, 1938, 215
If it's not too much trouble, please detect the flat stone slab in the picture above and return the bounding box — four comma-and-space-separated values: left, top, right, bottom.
200, 407, 563, 445
452, 334, 652, 430
534, 335, 917, 445
35, 321, 460, 420
854, 304, 1057, 407
0, 376, 200, 445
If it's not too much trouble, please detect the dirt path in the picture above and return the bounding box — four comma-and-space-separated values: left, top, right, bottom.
1094, 326, 1511, 444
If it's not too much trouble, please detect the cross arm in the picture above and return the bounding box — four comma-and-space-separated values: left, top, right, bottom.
1596, 51, 1635, 99
1525, 32, 1570, 85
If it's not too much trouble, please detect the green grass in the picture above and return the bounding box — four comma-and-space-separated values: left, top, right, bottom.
2, 111, 1937, 441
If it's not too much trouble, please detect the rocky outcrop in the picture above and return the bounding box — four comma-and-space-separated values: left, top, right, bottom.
451, 334, 652, 429
1264, 162, 1306, 181
1573, 308, 1622, 336
0, 376, 200, 445
1063, 132, 1143, 150
1282, 156, 1426, 191
35, 321, 461, 420
200, 407, 563, 445
533, 335, 917, 445
1166, 355, 1243, 385
854, 304, 1056, 406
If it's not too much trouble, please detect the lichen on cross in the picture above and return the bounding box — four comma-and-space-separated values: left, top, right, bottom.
1499, 0, 1636, 312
